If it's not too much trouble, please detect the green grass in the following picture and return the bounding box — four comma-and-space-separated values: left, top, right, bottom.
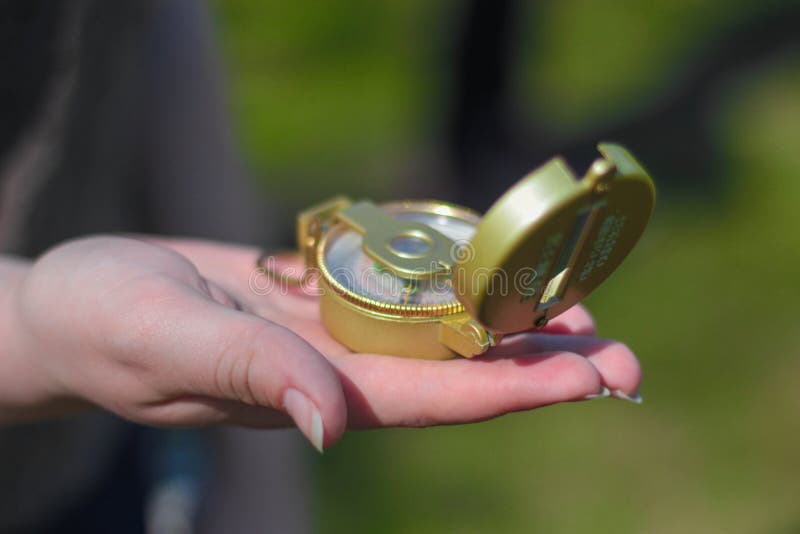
211, 2, 800, 532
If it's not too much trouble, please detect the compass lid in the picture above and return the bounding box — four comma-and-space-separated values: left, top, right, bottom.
453, 143, 655, 334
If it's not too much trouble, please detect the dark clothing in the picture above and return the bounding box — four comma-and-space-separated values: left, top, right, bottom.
0, 2, 308, 532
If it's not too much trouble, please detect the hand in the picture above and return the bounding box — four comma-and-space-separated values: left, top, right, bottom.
149, 238, 643, 439
9, 236, 641, 451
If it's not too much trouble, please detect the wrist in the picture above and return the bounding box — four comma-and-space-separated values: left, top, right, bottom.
0, 258, 88, 424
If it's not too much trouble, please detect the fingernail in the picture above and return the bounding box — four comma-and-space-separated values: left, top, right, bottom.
283, 388, 325, 453
611, 389, 643, 404
583, 386, 611, 400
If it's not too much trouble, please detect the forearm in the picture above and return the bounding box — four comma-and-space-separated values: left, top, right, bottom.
0, 255, 87, 424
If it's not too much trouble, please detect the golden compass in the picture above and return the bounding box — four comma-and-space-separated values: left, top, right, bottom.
280, 143, 654, 360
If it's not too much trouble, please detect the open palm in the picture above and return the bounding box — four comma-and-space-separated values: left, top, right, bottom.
12, 236, 640, 451
157, 238, 642, 447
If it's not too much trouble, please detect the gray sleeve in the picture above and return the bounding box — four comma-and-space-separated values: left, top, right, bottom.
138, 0, 277, 246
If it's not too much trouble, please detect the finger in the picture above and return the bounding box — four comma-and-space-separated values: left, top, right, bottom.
137, 395, 294, 429
201, 278, 242, 311
140, 237, 260, 287
113, 284, 347, 450
148, 238, 319, 318
144, 237, 302, 293
538, 304, 596, 336
328, 351, 603, 429
491, 334, 641, 400
260, 315, 352, 357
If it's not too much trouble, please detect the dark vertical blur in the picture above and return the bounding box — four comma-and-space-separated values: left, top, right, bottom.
0, 1, 63, 159
447, 0, 523, 208
447, 1, 800, 210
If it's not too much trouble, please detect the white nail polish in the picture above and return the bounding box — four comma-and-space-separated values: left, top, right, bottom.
310, 407, 324, 453
283, 388, 325, 453
583, 386, 611, 400
612, 389, 643, 404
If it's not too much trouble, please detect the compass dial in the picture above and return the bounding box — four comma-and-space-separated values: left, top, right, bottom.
320, 202, 479, 309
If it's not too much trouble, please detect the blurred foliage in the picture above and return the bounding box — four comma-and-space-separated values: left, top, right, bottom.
518, 0, 758, 132
211, 0, 455, 201
212, 1, 800, 532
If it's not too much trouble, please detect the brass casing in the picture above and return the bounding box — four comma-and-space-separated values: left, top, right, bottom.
297, 143, 655, 360
319, 284, 460, 360
454, 143, 655, 333
312, 201, 492, 360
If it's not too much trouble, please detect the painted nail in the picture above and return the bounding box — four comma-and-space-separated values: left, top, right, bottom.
283, 388, 325, 453
611, 389, 643, 404
583, 386, 611, 400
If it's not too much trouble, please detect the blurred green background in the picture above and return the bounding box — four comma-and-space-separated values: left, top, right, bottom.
211, 1, 800, 532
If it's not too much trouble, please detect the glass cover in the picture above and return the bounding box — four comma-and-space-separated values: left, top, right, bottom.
323, 208, 477, 306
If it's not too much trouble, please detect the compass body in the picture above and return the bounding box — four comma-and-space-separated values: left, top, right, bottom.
294, 144, 655, 360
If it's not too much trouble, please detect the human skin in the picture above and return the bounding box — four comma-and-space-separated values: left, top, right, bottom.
0, 236, 641, 451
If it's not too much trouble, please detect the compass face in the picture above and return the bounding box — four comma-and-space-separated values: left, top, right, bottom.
321, 203, 478, 308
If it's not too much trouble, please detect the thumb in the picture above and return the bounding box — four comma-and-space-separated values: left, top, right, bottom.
138, 289, 347, 451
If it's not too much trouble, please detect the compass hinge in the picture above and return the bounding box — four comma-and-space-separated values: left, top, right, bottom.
438, 315, 497, 358
296, 196, 352, 268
